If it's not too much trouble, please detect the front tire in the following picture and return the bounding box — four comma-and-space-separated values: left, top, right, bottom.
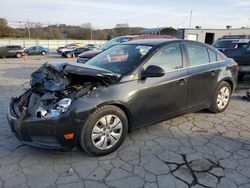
209, 81, 231, 113
80, 105, 128, 156
41, 51, 46, 55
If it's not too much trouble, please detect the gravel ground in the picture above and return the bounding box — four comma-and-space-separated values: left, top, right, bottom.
0, 55, 250, 188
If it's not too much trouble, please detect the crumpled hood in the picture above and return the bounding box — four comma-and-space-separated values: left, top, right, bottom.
30, 62, 121, 92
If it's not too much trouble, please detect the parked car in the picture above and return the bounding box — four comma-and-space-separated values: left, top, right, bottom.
223, 40, 250, 80
57, 44, 79, 54
0, 45, 25, 58
212, 38, 242, 53
7, 39, 238, 155
26, 46, 49, 55
77, 35, 176, 64
61, 47, 93, 58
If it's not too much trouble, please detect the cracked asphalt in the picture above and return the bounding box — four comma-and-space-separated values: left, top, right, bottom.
0, 56, 250, 188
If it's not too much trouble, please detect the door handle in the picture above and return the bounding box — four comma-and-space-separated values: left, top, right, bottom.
177, 78, 187, 85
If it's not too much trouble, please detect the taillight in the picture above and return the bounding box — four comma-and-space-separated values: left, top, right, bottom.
234, 63, 239, 70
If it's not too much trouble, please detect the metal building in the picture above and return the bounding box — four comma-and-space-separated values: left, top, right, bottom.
178, 28, 250, 44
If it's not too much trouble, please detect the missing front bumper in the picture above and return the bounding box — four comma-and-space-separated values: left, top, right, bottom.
6, 97, 83, 150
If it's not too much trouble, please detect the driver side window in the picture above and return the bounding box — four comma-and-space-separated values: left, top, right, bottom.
146, 44, 183, 71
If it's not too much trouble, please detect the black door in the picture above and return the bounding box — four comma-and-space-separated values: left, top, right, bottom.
184, 42, 220, 109
205, 33, 215, 45
131, 43, 188, 127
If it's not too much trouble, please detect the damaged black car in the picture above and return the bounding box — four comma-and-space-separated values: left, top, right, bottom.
7, 39, 238, 155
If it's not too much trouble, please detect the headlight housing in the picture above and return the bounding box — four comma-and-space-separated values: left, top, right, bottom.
56, 98, 72, 112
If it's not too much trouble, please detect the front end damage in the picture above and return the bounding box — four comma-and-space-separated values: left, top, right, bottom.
7, 62, 120, 149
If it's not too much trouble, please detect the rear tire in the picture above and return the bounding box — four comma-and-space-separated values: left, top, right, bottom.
209, 81, 231, 113
16, 53, 22, 58
66, 53, 72, 58
79, 105, 128, 156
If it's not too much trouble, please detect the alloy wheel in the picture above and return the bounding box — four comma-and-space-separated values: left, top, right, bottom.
91, 115, 123, 150
217, 86, 230, 110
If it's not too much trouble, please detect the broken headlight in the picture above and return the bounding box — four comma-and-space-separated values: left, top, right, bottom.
56, 98, 72, 112
36, 98, 72, 118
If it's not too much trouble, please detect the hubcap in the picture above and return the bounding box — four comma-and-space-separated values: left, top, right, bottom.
91, 115, 123, 150
217, 86, 230, 110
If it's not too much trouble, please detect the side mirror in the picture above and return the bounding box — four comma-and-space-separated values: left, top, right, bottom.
141, 65, 165, 79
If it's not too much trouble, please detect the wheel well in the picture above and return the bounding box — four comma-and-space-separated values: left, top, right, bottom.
112, 104, 133, 132
223, 79, 234, 92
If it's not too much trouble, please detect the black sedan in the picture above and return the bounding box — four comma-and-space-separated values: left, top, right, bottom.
7, 39, 238, 155
61, 47, 92, 58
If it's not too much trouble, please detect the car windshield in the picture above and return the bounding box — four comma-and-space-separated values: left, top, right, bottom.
212, 40, 238, 48
100, 37, 132, 50
86, 44, 153, 74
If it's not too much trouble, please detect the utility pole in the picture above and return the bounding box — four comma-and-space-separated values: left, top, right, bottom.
90, 27, 93, 40
27, 20, 31, 40
248, 18, 250, 28
189, 10, 193, 28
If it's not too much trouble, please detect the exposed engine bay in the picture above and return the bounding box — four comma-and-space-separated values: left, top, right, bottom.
13, 62, 120, 120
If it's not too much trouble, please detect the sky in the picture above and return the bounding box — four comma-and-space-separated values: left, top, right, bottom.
1, 0, 250, 29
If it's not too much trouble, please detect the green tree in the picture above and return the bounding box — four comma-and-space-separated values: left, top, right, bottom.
0, 18, 14, 37
46, 25, 63, 39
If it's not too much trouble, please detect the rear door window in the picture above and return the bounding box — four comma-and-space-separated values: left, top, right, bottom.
186, 44, 209, 66
208, 49, 217, 62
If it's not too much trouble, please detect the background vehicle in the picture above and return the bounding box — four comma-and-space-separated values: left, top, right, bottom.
0, 45, 25, 58
77, 35, 176, 64
61, 47, 93, 58
224, 40, 250, 80
212, 38, 241, 53
26, 46, 49, 55
7, 39, 238, 156
57, 44, 79, 54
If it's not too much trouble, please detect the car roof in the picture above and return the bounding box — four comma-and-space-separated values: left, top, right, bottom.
123, 38, 179, 46
113, 35, 136, 40
6, 45, 22, 47
237, 39, 250, 43
217, 39, 240, 41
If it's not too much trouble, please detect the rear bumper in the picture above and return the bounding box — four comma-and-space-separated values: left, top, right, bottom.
6, 98, 84, 150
